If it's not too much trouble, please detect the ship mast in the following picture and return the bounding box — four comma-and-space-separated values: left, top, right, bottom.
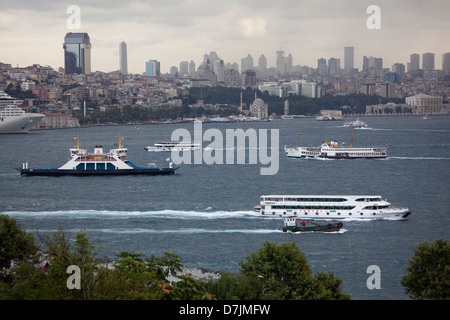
118, 133, 124, 149
350, 128, 354, 148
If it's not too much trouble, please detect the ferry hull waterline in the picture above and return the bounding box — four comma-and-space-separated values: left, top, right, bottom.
18, 134, 179, 176
18, 167, 177, 176
255, 195, 411, 220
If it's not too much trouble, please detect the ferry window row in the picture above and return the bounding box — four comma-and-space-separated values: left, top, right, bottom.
271, 205, 355, 210
264, 197, 348, 202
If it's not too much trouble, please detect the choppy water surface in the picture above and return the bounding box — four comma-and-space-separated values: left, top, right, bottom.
1, 115, 449, 299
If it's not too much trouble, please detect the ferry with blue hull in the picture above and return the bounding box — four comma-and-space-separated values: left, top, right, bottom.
18, 134, 179, 176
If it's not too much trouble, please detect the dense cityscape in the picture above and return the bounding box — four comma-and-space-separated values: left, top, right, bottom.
1, 32, 449, 129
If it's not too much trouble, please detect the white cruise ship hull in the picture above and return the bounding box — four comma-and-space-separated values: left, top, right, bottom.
256, 195, 411, 220
0, 114, 45, 133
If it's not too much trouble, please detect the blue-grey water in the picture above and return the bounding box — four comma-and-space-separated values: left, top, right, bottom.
1, 115, 449, 299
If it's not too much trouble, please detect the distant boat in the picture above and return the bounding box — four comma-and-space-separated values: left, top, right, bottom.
210, 117, 231, 123
145, 141, 200, 152
282, 217, 343, 233
281, 115, 294, 119
344, 118, 368, 128
18, 134, 179, 176
285, 129, 387, 159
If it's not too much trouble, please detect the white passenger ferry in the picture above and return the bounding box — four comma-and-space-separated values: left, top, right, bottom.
145, 141, 200, 152
254, 195, 411, 219
285, 130, 387, 159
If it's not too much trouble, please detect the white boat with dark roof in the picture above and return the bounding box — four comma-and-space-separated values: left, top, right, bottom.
255, 195, 411, 219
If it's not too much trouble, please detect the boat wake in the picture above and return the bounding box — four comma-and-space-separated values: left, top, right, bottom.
23, 227, 284, 235
388, 156, 450, 161
2, 209, 262, 220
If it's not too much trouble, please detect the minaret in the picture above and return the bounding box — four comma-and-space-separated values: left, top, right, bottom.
83, 100, 86, 116
284, 100, 289, 116
239, 91, 243, 112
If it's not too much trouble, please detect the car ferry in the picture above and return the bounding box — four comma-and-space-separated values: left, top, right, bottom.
285, 130, 387, 159
18, 134, 179, 176
254, 195, 411, 219
145, 141, 200, 152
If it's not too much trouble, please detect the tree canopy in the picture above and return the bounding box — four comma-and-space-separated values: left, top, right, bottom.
401, 238, 450, 300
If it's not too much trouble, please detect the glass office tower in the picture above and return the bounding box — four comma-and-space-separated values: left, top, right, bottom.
63, 33, 92, 75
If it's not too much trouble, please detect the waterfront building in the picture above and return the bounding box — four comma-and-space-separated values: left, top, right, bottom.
250, 96, 268, 119
63, 33, 92, 75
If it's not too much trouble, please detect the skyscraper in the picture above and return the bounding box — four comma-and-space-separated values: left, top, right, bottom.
409, 53, 420, 72
241, 54, 253, 73
180, 61, 189, 77
422, 53, 435, 71
119, 41, 128, 75
63, 32, 92, 75
443, 53, 450, 72
344, 46, 354, 73
317, 58, 327, 75
145, 60, 160, 77
258, 54, 267, 75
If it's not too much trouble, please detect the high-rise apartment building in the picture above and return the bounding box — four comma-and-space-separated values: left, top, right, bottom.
275, 49, 293, 74
442, 53, 450, 72
392, 63, 405, 79
328, 58, 338, 75
344, 46, 354, 73
258, 54, 267, 75
408, 53, 420, 72
422, 53, 435, 71
241, 54, 253, 73
317, 58, 327, 75
63, 32, 92, 75
180, 61, 189, 77
189, 60, 196, 77
119, 41, 128, 75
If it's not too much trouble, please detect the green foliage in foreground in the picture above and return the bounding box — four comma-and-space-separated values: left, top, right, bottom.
401, 238, 450, 300
0, 214, 350, 300
4, 215, 447, 300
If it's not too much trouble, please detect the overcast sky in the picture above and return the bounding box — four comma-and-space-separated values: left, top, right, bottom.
1, 0, 449, 74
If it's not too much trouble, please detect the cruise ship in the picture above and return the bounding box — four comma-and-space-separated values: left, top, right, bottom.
254, 195, 411, 219
285, 130, 387, 159
0, 91, 45, 133
19, 134, 179, 176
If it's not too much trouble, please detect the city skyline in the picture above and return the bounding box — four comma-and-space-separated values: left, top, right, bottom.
1, 0, 449, 74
